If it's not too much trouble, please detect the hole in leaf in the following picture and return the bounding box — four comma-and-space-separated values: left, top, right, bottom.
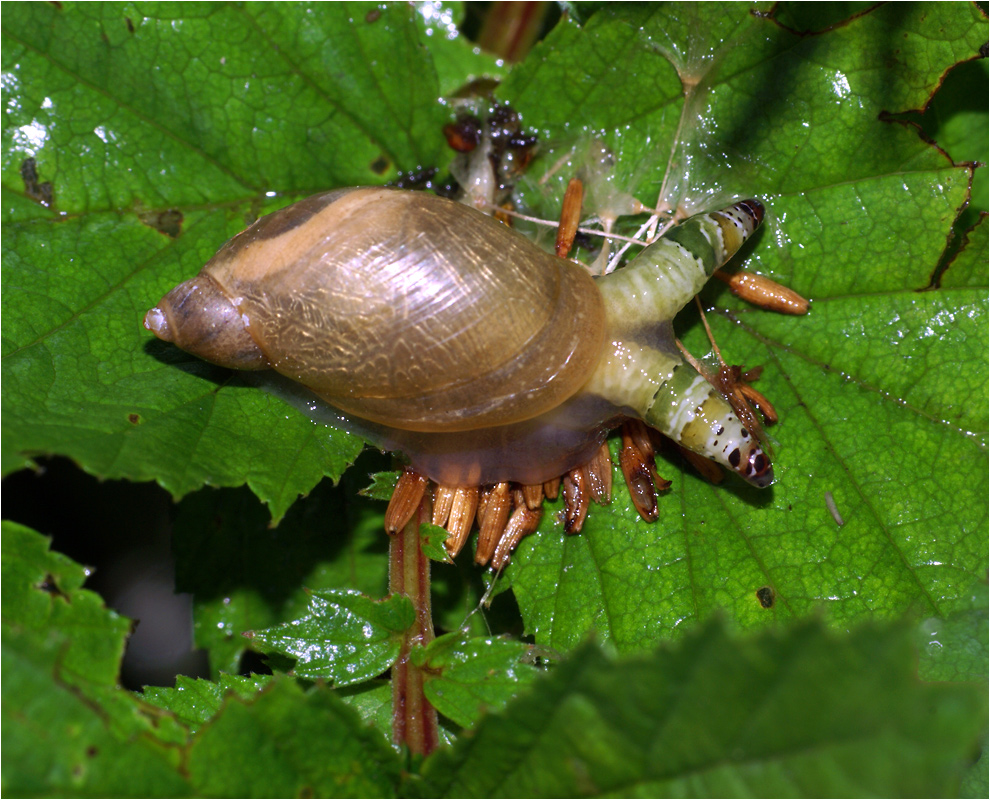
37, 573, 68, 598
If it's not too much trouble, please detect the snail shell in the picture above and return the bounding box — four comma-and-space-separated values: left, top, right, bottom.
146, 188, 772, 488
147, 188, 605, 434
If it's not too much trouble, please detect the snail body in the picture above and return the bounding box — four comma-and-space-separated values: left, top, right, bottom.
145, 187, 772, 488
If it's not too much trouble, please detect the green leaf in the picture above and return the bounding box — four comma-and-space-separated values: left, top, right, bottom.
186, 676, 403, 798
142, 673, 273, 733
412, 632, 540, 729
360, 470, 403, 501
247, 588, 415, 684
771, 3, 879, 31
3, 521, 141, 722
1, 522, 190, 796
420, 620, 987, 797
961, 737, 989, 800
337, 679, 395, 746
420, 523, 453, 563
420, 2, 508, 96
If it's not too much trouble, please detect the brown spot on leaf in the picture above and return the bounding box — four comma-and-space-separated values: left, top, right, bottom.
20, 158, 54, 208
369, 155, 390, 175
365, 8, 381, 23
127, 413, 141, 424
125, 17, 134, 33
756, 586, 775, 609
138, 208, 183, 238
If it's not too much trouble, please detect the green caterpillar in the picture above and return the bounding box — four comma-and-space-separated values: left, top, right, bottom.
591, 199, 772, 487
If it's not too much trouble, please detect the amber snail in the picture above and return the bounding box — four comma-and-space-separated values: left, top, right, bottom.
145, 187, 773, 561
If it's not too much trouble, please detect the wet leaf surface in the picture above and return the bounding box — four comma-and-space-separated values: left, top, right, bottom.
2, 3, 986, 796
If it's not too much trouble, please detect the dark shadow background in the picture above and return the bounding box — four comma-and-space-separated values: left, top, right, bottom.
4, 458, 209, 688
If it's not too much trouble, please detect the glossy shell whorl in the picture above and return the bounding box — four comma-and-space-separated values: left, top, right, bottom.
146, 187, 607, 434
144, 273, 269, 371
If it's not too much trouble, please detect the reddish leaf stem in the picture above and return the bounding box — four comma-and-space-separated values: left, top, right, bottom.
389, 495, 438, 756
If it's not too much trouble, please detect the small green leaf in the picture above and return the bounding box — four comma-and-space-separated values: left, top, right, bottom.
412, 632, 540, 728
421, 620, 987, 797
247, 589, 415, 684
337, 679, 462, 749
142, 674, 273, 733
420, 523, 453, 563
416, 2, 507, 97
360, 470, 402, 501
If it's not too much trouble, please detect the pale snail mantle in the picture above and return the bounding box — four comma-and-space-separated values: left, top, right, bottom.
144, 187, 772, 490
